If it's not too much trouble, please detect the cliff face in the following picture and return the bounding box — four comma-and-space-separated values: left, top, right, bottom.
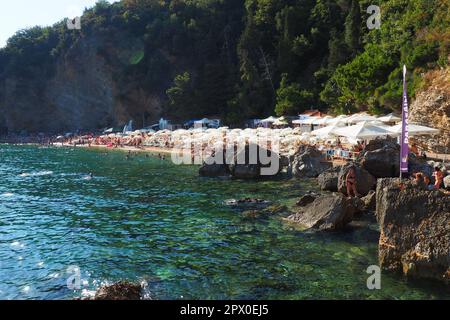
409, 67, 450, 154
0, 31, 164, 134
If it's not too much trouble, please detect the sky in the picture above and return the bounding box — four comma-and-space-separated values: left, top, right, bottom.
0, 0, 118, 48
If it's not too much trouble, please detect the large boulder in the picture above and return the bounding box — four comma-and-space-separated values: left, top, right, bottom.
230, 164, 261, 179
376, 178, 450, 284
285, 193, 358, 231
337, 163, 376, 197
359, 144, 400, 178
295, 193, 317, 207
292, 146, 332, 178
199, 163, 230, 177
317, 166, 340, 192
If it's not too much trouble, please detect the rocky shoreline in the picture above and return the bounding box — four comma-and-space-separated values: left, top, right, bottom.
200, 138, 450, 286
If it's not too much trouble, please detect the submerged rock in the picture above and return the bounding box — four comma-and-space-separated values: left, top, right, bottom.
225, 198, 272, 210
376, 178, 450, 284
286, 193, 358, 231
317, 166, 340, 192
242, 204, 287, 219
292, 146, 332, 178
337, 163, 376, 197
93, 281, 143, 300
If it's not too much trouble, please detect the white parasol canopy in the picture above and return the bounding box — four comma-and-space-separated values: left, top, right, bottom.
377, 113, 402, 123
387, 122, 440, 136
311, 123, 346, 137
334, 121, 393, 139
260, 116, 278, 123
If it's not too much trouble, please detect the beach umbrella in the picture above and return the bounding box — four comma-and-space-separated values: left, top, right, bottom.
260, 116, 278, 123
334, 121, 392, 139
377, 113, 402, 123
311, 123, 346, 137
387, 123, 439, 136
347, 113, 378, 124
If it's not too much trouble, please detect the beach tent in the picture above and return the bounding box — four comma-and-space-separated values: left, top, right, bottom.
311, 123, 346, 137
387, 123, 439, 136
334, 121, 393, 139
328, 115, 348, 124
377, 113, 401, 123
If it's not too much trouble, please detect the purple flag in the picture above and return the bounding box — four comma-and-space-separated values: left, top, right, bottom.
400, 65, 409, 174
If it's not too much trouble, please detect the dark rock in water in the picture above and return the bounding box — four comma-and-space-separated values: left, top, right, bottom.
286, 193, 358, 231
296, 194, 317, 207
225, 198, 272, 210
376, 178, 450, 284
361, 190, 376, 211
93, 281, 143, 300
292, 146, 332, 178
317, 166, 340, 192
199, 163, 230, 177
230, 164, 261, 179
337, 163, 376, 197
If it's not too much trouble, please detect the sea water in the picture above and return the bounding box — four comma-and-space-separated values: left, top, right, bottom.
0, 144, 448, 300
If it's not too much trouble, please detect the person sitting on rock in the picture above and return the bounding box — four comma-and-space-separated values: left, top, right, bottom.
423, 175, 434, 191
433, 167, 444, 190
346, 167, 360, 198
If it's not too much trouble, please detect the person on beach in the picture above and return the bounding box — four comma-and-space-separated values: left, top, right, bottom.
433, 167, 444, 190
423, 175, 434, 191
346, 166, 360, 198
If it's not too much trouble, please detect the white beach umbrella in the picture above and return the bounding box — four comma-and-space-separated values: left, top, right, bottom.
311, 123, 346, 137
387, 123, 440, 136
348, 114, 378, 124
377, 113, 402, 123
260, 116, 278, 123
334, 121, 393, 139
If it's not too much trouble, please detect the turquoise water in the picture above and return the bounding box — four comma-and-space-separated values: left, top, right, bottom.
0, 144, 448, 300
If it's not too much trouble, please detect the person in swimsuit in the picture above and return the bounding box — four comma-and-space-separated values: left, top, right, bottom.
346, 166, 360, 198
433, 167, 444, 190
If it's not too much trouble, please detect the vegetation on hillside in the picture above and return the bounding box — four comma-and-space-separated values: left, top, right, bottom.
0, 0, 448, 129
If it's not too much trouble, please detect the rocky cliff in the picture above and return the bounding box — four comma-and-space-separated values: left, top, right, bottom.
0, 31, 164, 134
376, 178, 450, 284
409, 67, 450, 154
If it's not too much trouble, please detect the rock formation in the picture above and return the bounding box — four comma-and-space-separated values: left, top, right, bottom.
409, 67, 450, 154
337, 163, 376, 197
317, 166, 340, 192
376, 178, 450, 284
292, 146, 332, 178
286, 193, 360, 231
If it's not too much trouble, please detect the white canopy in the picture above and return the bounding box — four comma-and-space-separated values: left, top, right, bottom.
387, 123, 440, 136
260, 116, 278, 123
334, 121, 393, 139
378, 113, 401, 123
347, 113, 378, 124
311, 123, 346, 137
312, 116, 333, 126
